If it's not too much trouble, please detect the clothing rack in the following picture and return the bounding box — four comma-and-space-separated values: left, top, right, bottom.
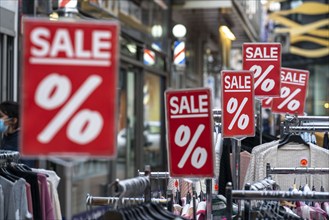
248, 177, 277, 191
0, 150, 20, 162
280, 117, 329, 139
138, 171, 170, 179
225, 182, 329, 220
138, 171, 214, 220
86, 175, 151, 208
86, 166, 151, 208
138, 170, 200, 220
213, 109, 259, 191
0, 150, 33, 220
285, 115, 329, 123
86, 195, 168, 206
281, 115, 329, 135
284, 126, 329, 132
266, 163, 329, 177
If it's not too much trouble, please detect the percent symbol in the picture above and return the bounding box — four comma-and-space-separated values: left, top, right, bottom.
175, 124, 207, 169
264, 98, 273, 105
35, 73, 103, 144
250, 65, 275, 92
278, 87, 301, 111
227, 97, 249, 130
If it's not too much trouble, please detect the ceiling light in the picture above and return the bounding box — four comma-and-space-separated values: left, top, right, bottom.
219, 26, 236, 40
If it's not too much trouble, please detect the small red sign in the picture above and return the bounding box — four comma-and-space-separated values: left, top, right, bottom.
272, 67, 309, 116
21, 18, 119, 157
243, 43, 281, 97
165, 88, 214, 178
262, 98, 273, 109
221, 71, 255, 138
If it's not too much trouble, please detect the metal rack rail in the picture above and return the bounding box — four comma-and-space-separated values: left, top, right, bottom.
225, 182, 329, 220
266, 163, 329, 177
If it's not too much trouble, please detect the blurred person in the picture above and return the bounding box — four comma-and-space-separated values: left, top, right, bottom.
0, 101, 36, 167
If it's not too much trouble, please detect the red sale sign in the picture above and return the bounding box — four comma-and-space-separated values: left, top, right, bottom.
221, 71, 255, 138
262, 98, 273, 109
21, 18, 119, 157
243, 43, 281, 97
165, 88, 214, 178
272, 67, 309, 116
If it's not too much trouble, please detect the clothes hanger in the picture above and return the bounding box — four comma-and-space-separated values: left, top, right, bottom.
0, 166, 18, 182
133, 205, 149, 220
99, 210, 124, 220
144, 202, 179, 219
278, 132, 309, 148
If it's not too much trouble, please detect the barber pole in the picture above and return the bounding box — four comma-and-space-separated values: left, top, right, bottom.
174, 41, 185, 65
143, 49, 155, 66
58, 0, 77, 8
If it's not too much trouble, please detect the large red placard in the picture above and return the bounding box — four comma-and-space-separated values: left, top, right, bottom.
21, 18, 119, 157
165, 88, 214, 178
243, 43, 281, 97
272, 67, 309, 115
221, 71, 255, 138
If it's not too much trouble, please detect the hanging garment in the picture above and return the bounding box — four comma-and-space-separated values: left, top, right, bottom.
241, 129, 279, 153
0, 176, 29, 220
32, 168, 62, 220
230, 151, 251, 189
25, 182, 33, 218
218, 135, 279, 195
245, 142, 329, 191
218, 139, 233, 196
0, 177, 15, 220
98, 203, 185, 220
36, 173, 55, 220
6, 166, 42, 220
243, 140, 279, 187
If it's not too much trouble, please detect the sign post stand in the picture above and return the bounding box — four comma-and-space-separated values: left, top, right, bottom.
205, 178, 212, 219
165, 88, 215, 218
259, 101, 263, 144
221, 70, 255, 191
231, 138, 244, 190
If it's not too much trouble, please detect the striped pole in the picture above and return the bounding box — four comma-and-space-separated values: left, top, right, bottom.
173, 41, 185, 65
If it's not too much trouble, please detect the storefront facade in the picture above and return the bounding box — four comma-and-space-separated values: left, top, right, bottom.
53, 0, 172, 217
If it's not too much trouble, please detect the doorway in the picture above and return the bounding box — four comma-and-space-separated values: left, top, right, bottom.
116, 66, 137, 179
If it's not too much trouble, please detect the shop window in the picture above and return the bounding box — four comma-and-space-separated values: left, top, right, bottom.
143, 47, 165, 71
120, 36, 139, 60
0, 34, 15, 101
143, 73, 162, 167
